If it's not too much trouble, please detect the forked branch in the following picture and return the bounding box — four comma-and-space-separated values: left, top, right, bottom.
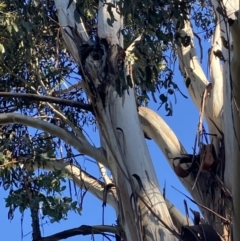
31, 157, 118, 210
138, 107, 208, 207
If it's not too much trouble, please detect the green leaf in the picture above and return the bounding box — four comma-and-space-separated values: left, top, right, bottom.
19, 206, 25, 214
159, 94, 167, 103
178, 88, 188, 99
6, 25, 12, 34
165, 101, 173, 116
0, 44, 5, 54
166, 109, 173, 116
12, 23, 19, 32
71, 201, 78, 209
145, 66, 152, 82
76, 207, 82, 215
50, 218, 56, 223
47, 149, 55, 158
61, 186, 66, 191
173, 91, 177, 104
165, 102, 169, 111
171, 82, 178, 89
63, 197, 72, 203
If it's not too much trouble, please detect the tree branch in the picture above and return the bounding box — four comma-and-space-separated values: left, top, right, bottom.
0, 92, 93, 112
138, 106, 224, 234
31, 156, 118, 210
0, 113, 107, 166
175, 18, 223, 154
32, 156, 186, 233
165, 198, 191, 232
175, 19, 224, 133
54, 0, 90, 63
97, 1, 123, 45
29, 154, 187, 234
175, 20, 208, 110
209, 17, 224, 133
0, 153, 118, 215
40, 225, 119, 241
138, 107, 190, 187
138, 106, 202, 196
211, 2, 240, 240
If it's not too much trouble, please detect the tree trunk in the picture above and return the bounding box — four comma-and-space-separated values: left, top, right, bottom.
55, 1, 179, 241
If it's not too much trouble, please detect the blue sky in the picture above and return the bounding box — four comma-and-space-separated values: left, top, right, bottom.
0, 34, 210, 241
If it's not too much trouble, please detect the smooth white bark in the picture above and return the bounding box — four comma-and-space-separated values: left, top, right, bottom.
210, 1, 240, 240
98, 0, 123, 45
209, 19, 224, 132
105, 89, 178, 241
176, 21, 208, 110
33, 158, 118, 211
55, 0, 90, 62
165, 198, 191, 232
176, 20, 224, 138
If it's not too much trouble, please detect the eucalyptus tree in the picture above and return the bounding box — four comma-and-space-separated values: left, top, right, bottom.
0, 0, 239, 241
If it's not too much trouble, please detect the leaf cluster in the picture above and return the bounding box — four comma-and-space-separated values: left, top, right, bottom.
4, 166, 81, 223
